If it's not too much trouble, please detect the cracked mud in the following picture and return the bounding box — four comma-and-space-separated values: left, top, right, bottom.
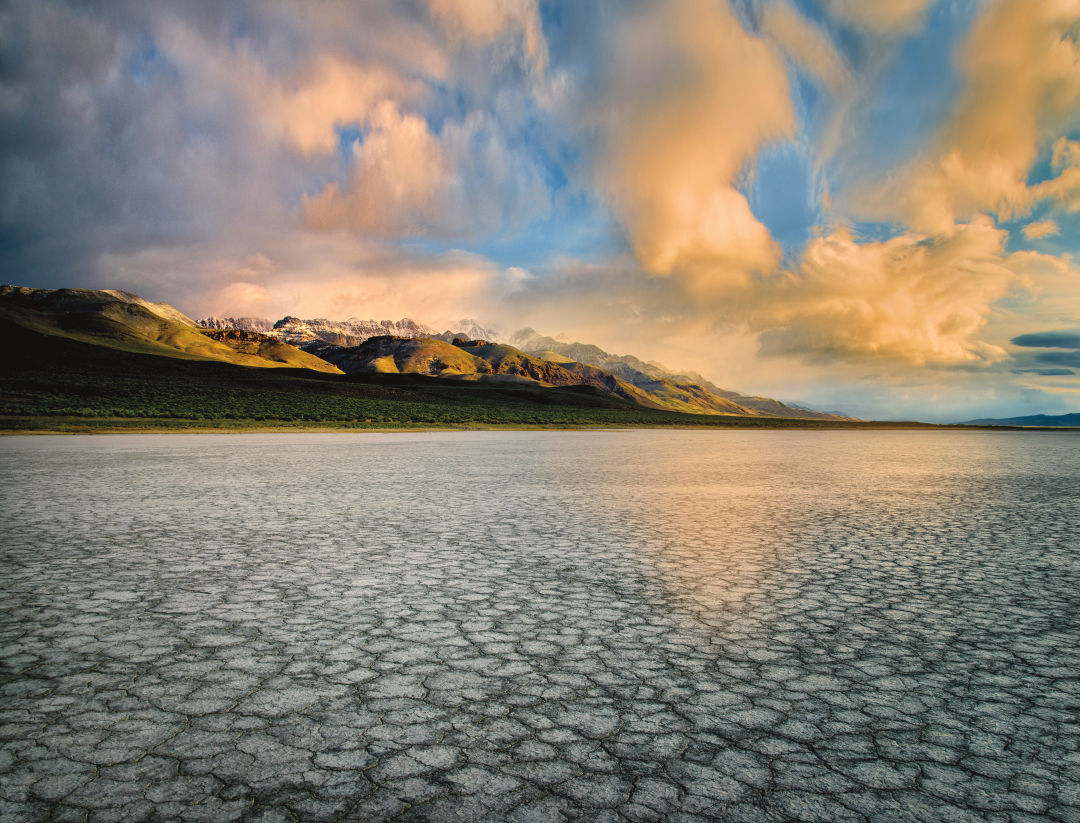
1, 430, 1078, 822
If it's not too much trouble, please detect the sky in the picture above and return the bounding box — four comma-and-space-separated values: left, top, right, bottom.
2, 0, 1080, 422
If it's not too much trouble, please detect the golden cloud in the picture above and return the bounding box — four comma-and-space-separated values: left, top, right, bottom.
302, 102, 452, 235
761, 1, 851, 92
856, 0, 1080, 233
1023, 220, 1060, 240
822, 0, 935, 34
753, 219, 1025, 365
596, 0, 793, 288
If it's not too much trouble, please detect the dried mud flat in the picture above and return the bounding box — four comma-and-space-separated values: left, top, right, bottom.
1, 431, 1078, 822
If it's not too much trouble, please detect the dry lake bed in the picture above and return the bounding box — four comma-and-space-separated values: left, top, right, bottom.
1, 430, 1078, 822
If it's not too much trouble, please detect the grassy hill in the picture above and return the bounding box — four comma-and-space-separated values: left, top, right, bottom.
0, 286, 341, 373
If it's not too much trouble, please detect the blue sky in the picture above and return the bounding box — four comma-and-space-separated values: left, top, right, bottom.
2, 0, 1079, 421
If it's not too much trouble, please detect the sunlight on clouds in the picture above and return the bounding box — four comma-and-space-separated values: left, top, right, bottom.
1023, 220, 1060, 240
596, 0, 792, 288
822, 0, 935, 34
302, 102, 452, 235
757, 219, 1019, 365
105, 235, 508, 331
301, 105, 549, 237
427, 0, 547, 73
273, 55, 421, 156
857, 0, 1080, 233
760, 1, 851, 93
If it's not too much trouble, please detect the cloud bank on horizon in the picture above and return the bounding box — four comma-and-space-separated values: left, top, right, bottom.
2, 0, 1079, 420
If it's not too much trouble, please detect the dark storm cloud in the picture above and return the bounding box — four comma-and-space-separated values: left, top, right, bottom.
1011, 330, 1080, 349
1011, 368, 1076, 376
1033, 351, 1080, 369
0, 0, 555, 289
0, 1, 289, 285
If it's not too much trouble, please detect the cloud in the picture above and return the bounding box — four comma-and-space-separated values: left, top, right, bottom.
760, 1, 851, 92
100, 232, 510, 329
0, 0, 555, 283
1011, 330, 1080, 348
593, 0, 793, 288
302, 106, 550, 237
1023, 219, 1060, 239
271, 55, 422, 156
752, 218, 1020, 365
1012, 368, 1076, 376
851, 0, 1080, 234
1034, 350, 1080, 368
821, 0, 935, 34
302, 102, 453, 236
427, 0, 547, 74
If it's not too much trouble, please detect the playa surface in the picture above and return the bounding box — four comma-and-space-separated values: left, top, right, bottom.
1, 430, 1078, 822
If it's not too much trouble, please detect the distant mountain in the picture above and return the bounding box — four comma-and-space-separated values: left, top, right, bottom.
303, 336, 850, 417
508, 328, 852, 420
963, 413, 1080, 427
198, 315, 501, 348
198, 316, 275, 333
0, 286, 341, 374
304, 335, 673, 408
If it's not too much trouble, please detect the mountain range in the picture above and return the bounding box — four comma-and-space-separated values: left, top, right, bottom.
194, 313, 848, 419
962, 413, 1080, 427
198, 315, 498, 348
1, 285, 853, 422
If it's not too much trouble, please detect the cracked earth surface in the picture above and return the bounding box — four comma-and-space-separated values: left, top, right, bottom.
1, 430, 1078, 822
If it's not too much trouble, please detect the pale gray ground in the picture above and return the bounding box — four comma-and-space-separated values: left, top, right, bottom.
0, 430, 1078, 823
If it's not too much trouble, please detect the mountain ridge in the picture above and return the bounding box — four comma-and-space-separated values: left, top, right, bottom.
961, 412, 1080, 427
199, 315, 500, 349
508, 328, 851, 420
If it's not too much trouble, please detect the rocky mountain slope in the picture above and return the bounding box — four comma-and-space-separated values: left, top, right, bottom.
306, 336, 690, 411
198, 316, 275, 333
298, 335, 836, 417
509, 328, 850, 420
199, 315, 500, 348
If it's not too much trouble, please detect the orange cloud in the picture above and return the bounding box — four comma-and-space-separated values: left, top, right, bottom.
596, 0, 793, 289
854, 0, 1080, 233
1023, 220, 1060, 240
273, 55, 422, 156
761, 2, 851, 92
427, 0, 547, 73
822, 0, 935, 34
756, 219, 1021, 365
302, 102, 452, 235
